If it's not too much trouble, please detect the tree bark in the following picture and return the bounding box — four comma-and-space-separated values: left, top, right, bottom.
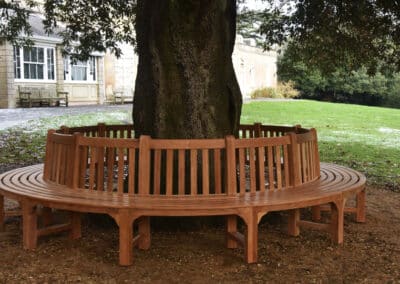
133, 0, 242, 138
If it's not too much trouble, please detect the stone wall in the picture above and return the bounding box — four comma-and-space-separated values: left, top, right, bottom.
105, 39, 277, 101
232, 41, 277, 99
0, 42, 16, 108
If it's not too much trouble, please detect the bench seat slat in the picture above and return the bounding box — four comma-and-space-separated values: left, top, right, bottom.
1, 163, 365, 212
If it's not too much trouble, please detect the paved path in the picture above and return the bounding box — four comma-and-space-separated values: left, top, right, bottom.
0, 105, 132, 130
0, 99, 295, 130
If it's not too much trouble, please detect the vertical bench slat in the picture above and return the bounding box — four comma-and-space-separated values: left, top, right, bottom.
88, 147, 97, 190
55, 143, 63, 182
190, 149, 197, 195
202, 149, 209, 195
275, 146, 282, 189
79, 146, 88, 188
166, 149, 173, 195
128, 148, 136, 194
106, 148, 115, 191
178, 149, 185, 195
117, 148, 125, 193
238, 148, 246, 195
249, 147, 256, 193
307, 142, 312, 181
267, 146, 274, 190
214, 149, 221, 194
153, 149, 161, 195
257, 146, 265, 192
97, 146, 105, 191
283, 144, 290, 187
310, 141, 315, 178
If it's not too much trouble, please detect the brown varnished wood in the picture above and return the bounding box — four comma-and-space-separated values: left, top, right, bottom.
0, 124, 366, 266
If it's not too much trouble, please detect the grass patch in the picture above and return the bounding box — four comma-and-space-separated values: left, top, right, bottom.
242, 100, 400, 190
0, 109, 131, 165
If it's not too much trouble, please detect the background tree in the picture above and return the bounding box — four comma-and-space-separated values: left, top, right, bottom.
256, 0, 400, 74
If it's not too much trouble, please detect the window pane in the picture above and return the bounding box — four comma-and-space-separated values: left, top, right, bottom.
38, 48, 44, 63
90, 57, 96, 81
13, 46, 21, 79
31, 47, 37, 62
30, 64, 37, 79
72, 65, 87, 81
24, 63, 30, 78
47, 49, 55, 80
23, 47, 30, 61
37, 65, 44, 79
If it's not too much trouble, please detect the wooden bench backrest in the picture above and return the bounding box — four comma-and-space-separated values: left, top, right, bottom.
226, 135, 292, 194
138, 136, 228, 196
293, 128, 320, 184
239, 123, 300, 138
59, 123, 134, 139
46, 124, 321, 196
72, 135, 140, 194
43, 130, 78, 187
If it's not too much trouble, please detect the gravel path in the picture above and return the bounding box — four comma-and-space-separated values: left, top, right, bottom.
0, 105, 132, 130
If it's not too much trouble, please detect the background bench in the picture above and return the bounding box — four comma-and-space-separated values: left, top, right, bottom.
18, 86, 68, 107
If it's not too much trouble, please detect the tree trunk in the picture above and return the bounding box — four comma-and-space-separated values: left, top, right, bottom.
133, 0, 242, 138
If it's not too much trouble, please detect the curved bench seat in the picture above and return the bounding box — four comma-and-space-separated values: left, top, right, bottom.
0, 123, 366, 266
0, 162, 365, 265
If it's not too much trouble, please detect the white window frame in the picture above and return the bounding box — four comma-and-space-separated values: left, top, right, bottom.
63, 56, 97, 83
13, 44, 57, 83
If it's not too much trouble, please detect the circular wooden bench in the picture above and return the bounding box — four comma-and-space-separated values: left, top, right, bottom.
0, 123, 366, 266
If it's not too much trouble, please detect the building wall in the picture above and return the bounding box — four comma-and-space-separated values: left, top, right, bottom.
0, 42, 105, 108
107, 39, 278, 101
0, 42, 16, 108
1, 37, 277, 108
232, 40, 278, 99
104, 43, 137, 98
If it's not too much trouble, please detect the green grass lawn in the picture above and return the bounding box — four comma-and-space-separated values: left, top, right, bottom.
242, 100, 400, 190
0, 100, 398, 190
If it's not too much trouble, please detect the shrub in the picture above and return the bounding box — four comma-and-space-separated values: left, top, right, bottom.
250, 81, 299, 99
250, 87, 279, 99
277, 81, 299, 98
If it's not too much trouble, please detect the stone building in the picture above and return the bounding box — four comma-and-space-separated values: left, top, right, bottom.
104, 36, 278, 101
1, 14, 277, 108
0, 13, 105, 108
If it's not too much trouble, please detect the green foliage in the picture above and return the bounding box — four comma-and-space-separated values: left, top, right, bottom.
250, 87, 279, 99
257, 1, 400, 73
0, 0, 35, 46
250, 81, 299, 99
241, 100, 400, 190
278, 44, 400, 108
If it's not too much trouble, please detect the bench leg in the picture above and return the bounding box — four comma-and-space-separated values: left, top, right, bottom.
226, 215, 238, 249
330, 200, 345, 244
22, 201, 38, 250
245, 212, 258, 263
356, 188, 366, 223
288, 209, 300, 236
69, 212, 82, 240
0, 195, 4, 231
311, 206, 322, 221
114, 213, 135, 266
138, 216, 150, 250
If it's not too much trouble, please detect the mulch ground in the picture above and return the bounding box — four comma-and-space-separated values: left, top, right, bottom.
1, 182, 399, 283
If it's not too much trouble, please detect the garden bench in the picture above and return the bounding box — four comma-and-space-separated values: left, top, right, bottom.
0, 123, 366, 266
18, 87, 68, 107
106, 89, 134, 104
